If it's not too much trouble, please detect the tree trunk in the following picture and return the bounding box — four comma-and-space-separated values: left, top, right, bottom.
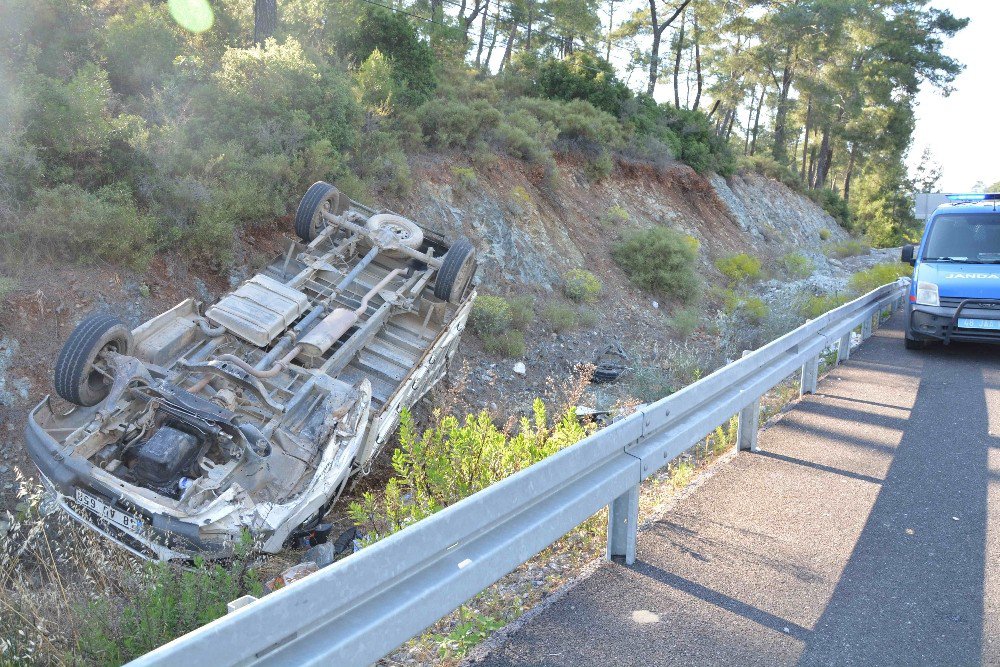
814, 127, 833, 189
499, 25, 517, 72
770, 45, 795, 164
843, 145, 858, 201
525, 0, 534, 51
807, 145, 818, 188
744, 86, 757, 155
673, 9, 686, 109
800, 96, 812, 182
692, 10, 702, 111
253, 0, 277, 45
646, 0, 691, 97
749, 87, 765, 156
606, 6, 614, 60
475, 0, 490, 67
485, 10, 501, 66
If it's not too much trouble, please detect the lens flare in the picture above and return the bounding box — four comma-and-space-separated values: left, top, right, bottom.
167, 0, 214, 33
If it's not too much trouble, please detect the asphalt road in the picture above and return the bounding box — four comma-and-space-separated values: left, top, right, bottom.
472, 313, 1000, 666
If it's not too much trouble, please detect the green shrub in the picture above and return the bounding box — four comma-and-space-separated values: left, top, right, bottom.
469, 295, 513, 336
577, 307, 599, 328
506, 295, 535, 330
542, 302, 579, 332
0, 275, 16, 303
532, 52, 633, 116
481, 329, 526, 357
562, 269, 602, 303
356, 49, 401, 114
668, 306, 701, 337
511, 97, 623, 149
103, 4, 180, 95
808, 187, 852, 228
23, 64, 117, 176
584, 152, 614, 181
349, 403, 590, 544
799, 293, 850, 319
451, 166, 478, 189
15, 184, 156, 269
602, 205, 629, 227
780, 252, 814, 279
819, 228, 832, 241
825, 239, 870, 259
623, 97, 735, 175
79, 539, 261, 664
335, 5, 436, 106
715, 253, 763, 285
741, 297, 768, 323
848, 263, 911, 295
612, 227, 700, 302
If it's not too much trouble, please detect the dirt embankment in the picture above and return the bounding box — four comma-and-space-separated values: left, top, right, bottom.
0, 155, 872, 509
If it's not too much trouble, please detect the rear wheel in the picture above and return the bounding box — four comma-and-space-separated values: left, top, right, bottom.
54, 313, 132, 406
294, 182, 349, 242
434, 237, 477, 303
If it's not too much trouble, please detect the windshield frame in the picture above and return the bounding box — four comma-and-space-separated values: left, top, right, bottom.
921, 211, 1000, 264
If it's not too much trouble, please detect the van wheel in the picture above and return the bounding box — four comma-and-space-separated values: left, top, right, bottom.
54, 313, 132, 406
294, 182, 349, 242
904, 335, 927, 350
434, 237, 477, 303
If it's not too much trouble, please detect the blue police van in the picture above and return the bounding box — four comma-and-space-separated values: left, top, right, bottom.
902, 193, 1000, 349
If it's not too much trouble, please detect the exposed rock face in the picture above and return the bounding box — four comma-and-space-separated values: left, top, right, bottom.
395, 158, 854, 292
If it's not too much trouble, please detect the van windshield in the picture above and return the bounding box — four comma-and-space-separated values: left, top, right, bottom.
923, 213, 1000, 263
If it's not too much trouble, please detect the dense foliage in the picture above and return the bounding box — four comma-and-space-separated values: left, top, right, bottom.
0, 0, 967, 280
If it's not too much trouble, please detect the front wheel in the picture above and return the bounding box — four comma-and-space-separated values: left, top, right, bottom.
904, 334, 928, 350
54, 313, 132, 406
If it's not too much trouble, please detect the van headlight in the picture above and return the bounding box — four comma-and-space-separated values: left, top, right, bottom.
915, 281, 940, 307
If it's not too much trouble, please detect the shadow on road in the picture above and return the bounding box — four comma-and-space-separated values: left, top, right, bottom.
799, 341, 996, 666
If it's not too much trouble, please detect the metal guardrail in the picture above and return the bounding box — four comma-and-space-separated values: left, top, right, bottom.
130, 281, 907, 667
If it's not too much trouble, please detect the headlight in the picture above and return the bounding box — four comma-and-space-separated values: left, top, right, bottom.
915, 281, 939, 307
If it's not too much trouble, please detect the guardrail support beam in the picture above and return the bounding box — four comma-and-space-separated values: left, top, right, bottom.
607, 485, 639, 565
737, 400, 761, 452
800, 355, 820, 397
861, 315, 873, 340
837, 332, 852, 364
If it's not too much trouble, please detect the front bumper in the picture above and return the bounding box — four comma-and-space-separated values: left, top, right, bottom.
908, 300, 1000, 343
25, 400, 233, 561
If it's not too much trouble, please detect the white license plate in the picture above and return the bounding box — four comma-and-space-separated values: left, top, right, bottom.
957, 318, 1000, 330
75, 488, 144, 535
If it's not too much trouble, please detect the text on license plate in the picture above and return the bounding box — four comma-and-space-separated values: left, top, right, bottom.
75, 488, 144, 534
958, 318, 1000, 330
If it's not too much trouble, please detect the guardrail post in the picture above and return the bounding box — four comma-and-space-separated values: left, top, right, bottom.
861, 313, 873, 340
837, 332, 851, 364
800, 355, 820, 397
737, 400, 761, 452
607, 485, 639, 565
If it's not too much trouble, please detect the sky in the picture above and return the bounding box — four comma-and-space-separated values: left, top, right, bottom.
909, 0, 1000, 192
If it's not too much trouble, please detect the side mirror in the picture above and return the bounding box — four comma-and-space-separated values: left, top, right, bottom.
901, 245, 915, 266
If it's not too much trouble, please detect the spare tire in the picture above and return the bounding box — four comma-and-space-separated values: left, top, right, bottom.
433, 237, 477, 303
294, 181, 349, 242
365, 214, 424, 257
54, 313, 132, 406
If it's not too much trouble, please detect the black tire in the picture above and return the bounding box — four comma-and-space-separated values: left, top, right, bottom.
434, 237, 477, 303
54, 313, 132, 406
904, 334, 927, 350
294, 181, 348, 242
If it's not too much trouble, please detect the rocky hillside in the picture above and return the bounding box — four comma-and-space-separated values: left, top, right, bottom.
0, 158, 893, 504
395, 157, 853, 291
